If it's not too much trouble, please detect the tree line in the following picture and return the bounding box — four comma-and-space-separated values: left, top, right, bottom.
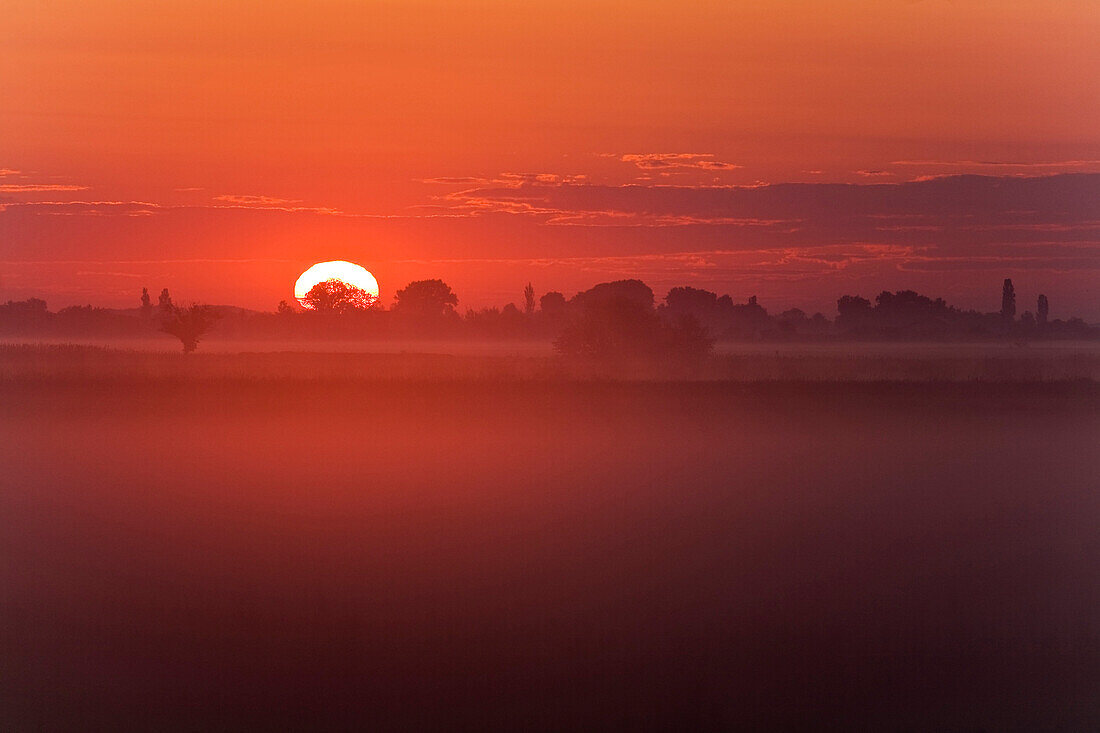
1, 277, 1094, 353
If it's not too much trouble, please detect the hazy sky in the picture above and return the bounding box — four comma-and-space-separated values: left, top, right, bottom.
2, 1, 1098, 315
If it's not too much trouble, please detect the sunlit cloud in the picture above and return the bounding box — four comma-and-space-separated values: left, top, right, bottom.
892, 159, 1100, 170
0, 183, 90, 192
0, 200, 161, 216
617, 153, 742, 171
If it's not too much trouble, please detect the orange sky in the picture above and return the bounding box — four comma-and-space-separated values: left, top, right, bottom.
2, 1, 1098, 315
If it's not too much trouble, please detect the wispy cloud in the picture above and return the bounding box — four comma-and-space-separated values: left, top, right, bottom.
0, 200, 161, 216
212, 194, 343, 214
214, 194, 302, 206
616, 153, 742, 171
0, 184, 90, 192
420, 173, 589, 187
892, 159, 1100, 170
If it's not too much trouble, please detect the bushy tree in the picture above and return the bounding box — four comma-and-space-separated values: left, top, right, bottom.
571, 279, 654, 313
393, 279, 458, 316
1037, 294, 1049, 326
555, 280, 711, 360
160, 304, 220, 353
301, 279, 377, 313
836, 295, 873, 332
539, 291, 567, 317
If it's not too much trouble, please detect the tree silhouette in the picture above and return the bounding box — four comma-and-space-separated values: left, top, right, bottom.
160, 304, 220, 353
571, 279, 654, 312
158, 288, 173, 314
393, 279, 458, 317
555, 280, 711, 360
301, 279, 377, 313
140, 287, 152, 317
1001, 278, 1016, 321
836, 295, 872, 333
524, 283, 536, 315
1037, 294, 1049, 326
539, 291, 567, 316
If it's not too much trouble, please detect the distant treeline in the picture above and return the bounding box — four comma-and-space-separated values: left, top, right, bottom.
1, 278, 1095, 353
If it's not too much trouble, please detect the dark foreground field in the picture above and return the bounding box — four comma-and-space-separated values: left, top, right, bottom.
1, 367, 1098, 729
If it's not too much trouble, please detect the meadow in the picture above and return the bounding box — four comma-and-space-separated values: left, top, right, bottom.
1, 344, 1098, 729
3, 340, 1099, 383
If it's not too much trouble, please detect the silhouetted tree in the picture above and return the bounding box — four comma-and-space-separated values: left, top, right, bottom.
539, 291, 567, 316
523, 283, 536, 315
555, 280, 711, 361
663, 286, 721, 333
393, 279, 458, 317
1001, 278, 1016, 321
140, 287, 152, 317
571, 279, 654, 313
836, 295, 872, 333
665, 286, 719, 316
158, 288, 173, 314
777, 308, 808, 337
302, 279, 377, 313
277, 300, 294, 315
0, 298, 50, 329
809, 312, 830, 334
725, 295, 770, 339
160, 304, 219, 353
1037, 294, 1049, 326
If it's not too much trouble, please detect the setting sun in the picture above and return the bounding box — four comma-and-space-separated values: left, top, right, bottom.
294, 261, 379, 308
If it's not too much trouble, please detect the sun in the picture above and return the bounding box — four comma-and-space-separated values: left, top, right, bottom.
294, 261, 380, 308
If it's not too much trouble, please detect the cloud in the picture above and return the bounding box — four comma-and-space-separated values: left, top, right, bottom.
421, 173, 589, 188
617, 153, 742, 171
214, 194, 302, 206
892, 159, 1100, 170
74, 270, 145, 278
0, 184, 90, 192
0, 200, 162, 216
212, 194, 343, 214
855, 169, 894, 177
0, 168, 21, 177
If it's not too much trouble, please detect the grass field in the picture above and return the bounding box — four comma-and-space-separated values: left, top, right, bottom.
3, 342, 1099, 382
1, 346, 1098, 729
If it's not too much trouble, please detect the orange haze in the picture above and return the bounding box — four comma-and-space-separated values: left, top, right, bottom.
2, 1, 1098, 315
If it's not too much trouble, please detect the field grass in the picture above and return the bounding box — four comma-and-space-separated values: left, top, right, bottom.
1, 343, 1098, 729
2, 342, 1098, 383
